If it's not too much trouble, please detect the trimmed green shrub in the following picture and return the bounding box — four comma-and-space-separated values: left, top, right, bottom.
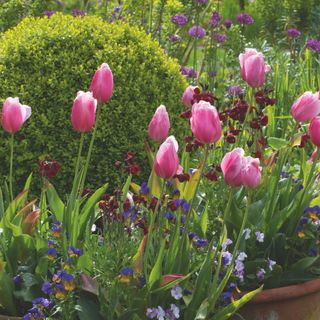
0, 13, 186, 194
0, 0, 50, 31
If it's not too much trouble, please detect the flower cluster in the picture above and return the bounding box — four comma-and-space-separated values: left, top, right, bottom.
188, 26, 206, 38
23, 298, 54, 320
287, 28, 301, 38
146, 286, 182, 319
236, 13, 254, 25
171, 14, 188, 26
306, 39, 320, 53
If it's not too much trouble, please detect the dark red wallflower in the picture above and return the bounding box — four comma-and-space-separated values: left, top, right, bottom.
204, 170, 218, 181
38, 160, 61, 179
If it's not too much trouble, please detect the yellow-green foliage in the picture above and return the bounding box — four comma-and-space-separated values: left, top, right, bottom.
0, 13, 186, 193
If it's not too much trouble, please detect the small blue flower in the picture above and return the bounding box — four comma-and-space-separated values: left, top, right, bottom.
165, 212, 175, 221
268, 258, 276, 271
255, 231, 264, 243
222, 251, 233, 266
13, 274, 23, 285
256, 268, 266, 280
139, 182, 150, 194
221, 291, 232, 304
243, 228, 251, 240
41, 281, 53, 295
171, 285, 183, 300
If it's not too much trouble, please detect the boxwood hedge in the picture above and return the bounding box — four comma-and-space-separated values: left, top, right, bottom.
0, 13, 186, 194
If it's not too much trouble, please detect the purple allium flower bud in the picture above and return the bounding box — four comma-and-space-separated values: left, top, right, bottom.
72, 9, 86, 17
236, 13, 254, 25
194, 0, 208, 3
188, 25, 206, 38
213, 32, 227, 43
43, 10, 55, 18
228, 85, 244, 97
171, 14, 188, 26
181, 65, 197, 79
208, 70, 217, 77
114, 6, 121, 13
209, 11, 221, 28
287, 28, 301, 38
306, 39, 320, 53
223, 19, 233, 29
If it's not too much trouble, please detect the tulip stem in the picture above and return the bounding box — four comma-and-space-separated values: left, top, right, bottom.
74, 133, 85, 182
79, 103, 101, 194
185, 145, 209, 231
9, 134, 14, 203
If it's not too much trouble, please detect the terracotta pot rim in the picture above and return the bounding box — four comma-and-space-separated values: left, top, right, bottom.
249, 278, 320, 304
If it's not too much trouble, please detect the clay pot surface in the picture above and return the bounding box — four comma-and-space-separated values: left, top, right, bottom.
234, 279, 320, 320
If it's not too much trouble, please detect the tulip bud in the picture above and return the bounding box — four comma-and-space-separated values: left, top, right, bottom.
221, 148, 245, 187
154, 136, 180, 179
310, 148, 318, 162
291, 92, 320, 123
309, 116, 320, 146
1, 97, 31, 134
182, 85, 197, 108
239, 48, 269, 88
90, 63, 114, 104
242, 156, 262, 188
71, 91, 97, 132
190, 100, 222, 144
148, 105, 170, 142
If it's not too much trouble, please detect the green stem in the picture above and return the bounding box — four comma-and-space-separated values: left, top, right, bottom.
149, 0, 154, 33
74, 133, 85, 182
9, 134, 14, 202
208, 190, 251, 312
185, 146, 210, 231
143, 179, 166, 277
79, 104, 102, 194
238, 87, 254, 147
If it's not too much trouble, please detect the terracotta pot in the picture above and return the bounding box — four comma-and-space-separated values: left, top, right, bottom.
234, 279, 320, 320
0, 316, 21, 320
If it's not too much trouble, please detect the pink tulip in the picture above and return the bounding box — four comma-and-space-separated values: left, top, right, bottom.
310, 148, 318, 162
182, 85, 197, 108
221, 148, 245, 187
71, 91, 97, 132
190, 100, 222, 144
148, 105, 170, 142
242, 157, 262, 188
2, 97, 31, 134
309, 116, 320, 146
90, 63, 114, 104
239, 48, 269, 88
291, 92, 320, 123
154, 136, 180, 179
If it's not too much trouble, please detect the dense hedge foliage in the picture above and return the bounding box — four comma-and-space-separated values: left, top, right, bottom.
0, 13, 186, 194
0, 0, 50, 31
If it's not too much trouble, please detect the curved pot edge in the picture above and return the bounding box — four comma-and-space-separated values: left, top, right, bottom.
249, 278, 320, 304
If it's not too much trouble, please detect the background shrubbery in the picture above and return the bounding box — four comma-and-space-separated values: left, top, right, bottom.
0, 13, 186, 194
